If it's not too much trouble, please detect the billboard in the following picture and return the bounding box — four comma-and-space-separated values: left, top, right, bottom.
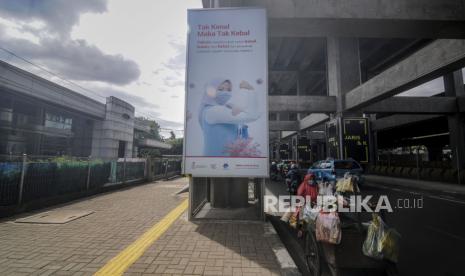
183, 8, 269, 177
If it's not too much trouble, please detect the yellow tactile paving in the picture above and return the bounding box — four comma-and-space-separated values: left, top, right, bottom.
94, 199, 188, 276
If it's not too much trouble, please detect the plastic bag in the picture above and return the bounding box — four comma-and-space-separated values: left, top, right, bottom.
302, 205, 319, 229
379, 227, 401, 263
362, 214, 385, 260
289, 214, 298, 229
315, 212, 341, 244
362, 214, 400, 262
280, 211, 292, 223
319, 181, 334, 196
336, 176, 360, 193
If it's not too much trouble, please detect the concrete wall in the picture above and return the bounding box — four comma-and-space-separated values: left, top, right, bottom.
92, 97, 135, 159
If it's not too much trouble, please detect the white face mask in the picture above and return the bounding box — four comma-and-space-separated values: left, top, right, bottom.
215, 91, 232, 105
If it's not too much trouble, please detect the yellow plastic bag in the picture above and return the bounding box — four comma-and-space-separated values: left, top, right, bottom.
336, 176, 360, 193
289, 214, 298, 229
362, 214, 384, 260
379, 228, 401, 263
362, 214, 401, 263
336, 177, 354, 193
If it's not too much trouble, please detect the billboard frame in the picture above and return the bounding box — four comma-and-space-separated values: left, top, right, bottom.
182, 7, 269, 178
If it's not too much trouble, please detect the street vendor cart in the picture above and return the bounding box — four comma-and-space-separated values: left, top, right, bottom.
304, 212, 398, 276
302, 175, 399, 276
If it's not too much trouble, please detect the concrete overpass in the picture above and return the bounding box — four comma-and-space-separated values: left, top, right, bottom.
0, 60, 170, 158
201, 0, 465, 170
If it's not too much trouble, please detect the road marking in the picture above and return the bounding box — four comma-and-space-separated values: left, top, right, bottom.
425, 225, 465, 242
366, 183, 465, 204
94, 199, 188, 276
426, 195, 465, 205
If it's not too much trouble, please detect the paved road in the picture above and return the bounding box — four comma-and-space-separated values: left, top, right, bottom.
266, 178, 465, 276
363, 183, 465, 276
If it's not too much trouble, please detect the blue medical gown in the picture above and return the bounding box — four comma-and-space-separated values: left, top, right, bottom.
200, 106, 238, 156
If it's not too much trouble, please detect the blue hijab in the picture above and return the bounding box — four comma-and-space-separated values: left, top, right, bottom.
198, 78, 238, 156
198, 78, 232, 128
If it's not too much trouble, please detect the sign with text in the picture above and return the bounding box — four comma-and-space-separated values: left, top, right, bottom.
342, 118, 369, 163
297, 137, 311, 161
326, 119, 340, 159
183, 8, 269, 177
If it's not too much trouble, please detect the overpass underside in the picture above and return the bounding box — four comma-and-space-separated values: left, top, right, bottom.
201, 0, 465, 177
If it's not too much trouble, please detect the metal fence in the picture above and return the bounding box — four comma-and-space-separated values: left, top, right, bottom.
147, 156, 183, 180
0, 155, 147, 206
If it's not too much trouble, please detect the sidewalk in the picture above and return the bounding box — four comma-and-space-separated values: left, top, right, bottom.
0, 177, 298, 275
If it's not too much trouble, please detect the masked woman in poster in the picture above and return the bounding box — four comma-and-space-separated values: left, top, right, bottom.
198, 78, 262, 156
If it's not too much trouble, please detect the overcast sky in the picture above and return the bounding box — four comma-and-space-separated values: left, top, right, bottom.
0, 1, 463, 138
0, 0, 202, 137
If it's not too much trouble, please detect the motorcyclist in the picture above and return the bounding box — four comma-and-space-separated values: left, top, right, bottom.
286, 163, 302, 195
270, 161, 278, 180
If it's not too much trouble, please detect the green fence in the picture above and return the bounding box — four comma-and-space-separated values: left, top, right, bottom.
0, 156, 147, 207
147, 156, 182, 180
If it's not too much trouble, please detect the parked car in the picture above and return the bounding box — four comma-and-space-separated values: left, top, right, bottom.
307, 158, 364, 184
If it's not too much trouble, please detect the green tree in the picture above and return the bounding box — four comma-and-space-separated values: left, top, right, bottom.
136, 117, 162, 140
139, 148, 161, 158
162, 137, 183, 155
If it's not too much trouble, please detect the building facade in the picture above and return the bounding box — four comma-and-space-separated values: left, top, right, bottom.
0, 60, 169, 159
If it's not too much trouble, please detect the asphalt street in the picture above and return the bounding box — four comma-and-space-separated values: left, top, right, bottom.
362, 182, 465, 276
266, 177, 465, 276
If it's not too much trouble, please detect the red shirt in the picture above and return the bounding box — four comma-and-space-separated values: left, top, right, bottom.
297, 174, 319, 204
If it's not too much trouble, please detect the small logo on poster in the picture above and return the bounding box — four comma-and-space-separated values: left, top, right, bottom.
223, 163, 229, 169
191, 162, 206, 169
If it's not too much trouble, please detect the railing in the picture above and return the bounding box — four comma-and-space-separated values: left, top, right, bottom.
147, 155, 182, 181
369, 159, 462, 184
0, 155, 144, 207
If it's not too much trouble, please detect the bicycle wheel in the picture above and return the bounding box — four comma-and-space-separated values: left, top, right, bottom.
305, 230, 321, 276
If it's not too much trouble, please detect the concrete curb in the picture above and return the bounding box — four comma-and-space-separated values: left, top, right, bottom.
264, 221, 301, 276
268, 215, 309, 276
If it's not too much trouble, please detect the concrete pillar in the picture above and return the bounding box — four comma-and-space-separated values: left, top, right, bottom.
327, 37, 361, 116
91, 97, 135, 159
444, 71, 465, 170
369, 114, 378, 166
327, 37, 364, 160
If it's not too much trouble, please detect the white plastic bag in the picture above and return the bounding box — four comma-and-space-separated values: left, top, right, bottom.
315, 212, 341, 244
280, 211, 292, 223
302, 205, 319, 227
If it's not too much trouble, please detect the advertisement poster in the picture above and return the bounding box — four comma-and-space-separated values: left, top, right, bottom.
183, 8, 269, 177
